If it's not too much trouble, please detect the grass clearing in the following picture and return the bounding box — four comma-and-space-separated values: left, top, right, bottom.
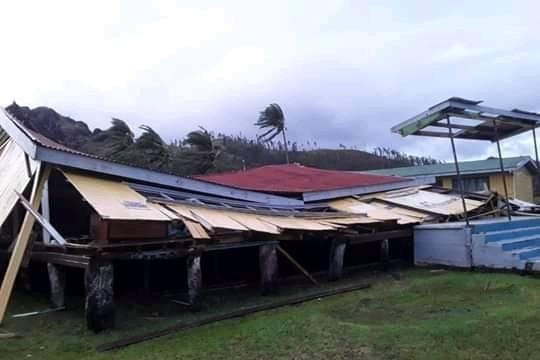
3, 269, 540, 359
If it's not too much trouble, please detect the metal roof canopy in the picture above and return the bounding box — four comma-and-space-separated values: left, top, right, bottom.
391, 97, 540, 224
392, 97, 540, 142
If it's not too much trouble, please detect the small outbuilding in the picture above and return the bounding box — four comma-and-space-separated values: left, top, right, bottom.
368, 156, 539, 203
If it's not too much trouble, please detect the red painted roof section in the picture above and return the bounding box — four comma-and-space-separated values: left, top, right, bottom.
195, 164, 407, 194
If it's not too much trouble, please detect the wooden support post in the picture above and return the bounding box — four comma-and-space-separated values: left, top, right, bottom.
0, 164, 50, 325
85, 258, 115, 332
41, 179, 51, 245
186, 255, 202, 311
380, 239, 390, 272
259, 243, 278, 295
141, 260, 151, 301
47, 263, 65, 308
328, 239, 346, 281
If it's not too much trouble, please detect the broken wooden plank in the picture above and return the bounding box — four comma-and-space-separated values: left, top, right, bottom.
348, 229, 412, 245
0, 331, 20, 339
11, 306, 65, 319
96, 282, 371, 352
0, 164, 50, 325
30, 251, 90, 269
15, 190, 66, 246
277, 245, 318, 285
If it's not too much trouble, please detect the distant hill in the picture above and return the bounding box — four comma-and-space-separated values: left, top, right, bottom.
7, 103, 92, 149
5, 103, 438, 176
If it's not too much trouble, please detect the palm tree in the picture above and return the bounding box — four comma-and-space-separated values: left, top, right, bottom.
255, 103, 289, 164
184, 126, 214, 152
113, 124, 170, 171
108, 118, 134, 151
80, 118, 134, 158
182, 127, 223, 174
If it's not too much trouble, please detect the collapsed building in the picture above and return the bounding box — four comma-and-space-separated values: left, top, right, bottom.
0, 105, 495, 332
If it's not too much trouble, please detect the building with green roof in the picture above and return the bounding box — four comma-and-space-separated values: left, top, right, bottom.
367, 156, 539, 202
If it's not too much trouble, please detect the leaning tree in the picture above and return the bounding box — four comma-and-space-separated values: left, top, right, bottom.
255, 103, 289, 164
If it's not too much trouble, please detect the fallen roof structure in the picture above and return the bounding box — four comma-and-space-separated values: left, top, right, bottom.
195, 163, 434, 202
0, 106, 438, 332
0, 103, 494, 333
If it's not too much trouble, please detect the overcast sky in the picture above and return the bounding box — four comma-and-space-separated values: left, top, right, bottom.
1, 0, 540, 161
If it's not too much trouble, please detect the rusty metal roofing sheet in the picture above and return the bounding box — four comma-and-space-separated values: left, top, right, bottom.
63, 171, 170, 221
162, 202, 375, 233
194, 163, 408, 194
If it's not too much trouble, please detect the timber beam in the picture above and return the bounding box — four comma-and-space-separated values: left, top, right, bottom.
347, 229, 412, 245
31, 251, 90, 269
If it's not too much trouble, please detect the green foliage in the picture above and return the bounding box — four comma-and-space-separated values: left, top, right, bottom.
255, 103, 289, 163
79, 118, 134, 158
184, 127, 213, 152
112, 125, 170, 171
255, 103, 285, 142
8, 103, 439, 175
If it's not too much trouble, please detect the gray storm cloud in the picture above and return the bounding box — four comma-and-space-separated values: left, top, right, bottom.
1, 0, 539, 162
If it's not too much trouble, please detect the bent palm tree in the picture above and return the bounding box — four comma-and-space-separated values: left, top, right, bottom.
185, 127, 214, 152
255, 103, 289, 164
183, 127, 223, 174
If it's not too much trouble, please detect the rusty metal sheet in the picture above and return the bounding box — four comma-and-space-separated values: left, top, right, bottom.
149, 203, 210, 239
257, 215, 337, 231
227, 213, 281, 234
182, 218, 211, 239
329, 198, 421, 224
63, 171, 170, 221
161, 202, 341, 232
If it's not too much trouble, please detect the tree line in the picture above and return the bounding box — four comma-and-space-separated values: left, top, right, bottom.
6, 102, 440, 176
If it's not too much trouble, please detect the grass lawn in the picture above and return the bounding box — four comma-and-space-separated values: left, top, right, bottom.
3, 269, 540, 359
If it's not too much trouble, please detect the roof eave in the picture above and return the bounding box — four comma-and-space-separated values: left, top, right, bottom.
301, 176, 435, 202
0, 108, 38, 158
34, 145, 304, 206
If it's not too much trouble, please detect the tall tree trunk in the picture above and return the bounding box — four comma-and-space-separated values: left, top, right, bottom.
282, 130, 289, 164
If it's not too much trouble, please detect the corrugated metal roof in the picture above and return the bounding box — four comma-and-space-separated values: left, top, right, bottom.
366, 156, 536, 177
63, 171, 171, 221
195, 163, 407, 194
163, 201, 378, 233
392, 97, 540, 141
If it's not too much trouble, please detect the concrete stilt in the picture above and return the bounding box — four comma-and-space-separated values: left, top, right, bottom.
186, 255, 202, 311
259, 244, 278, 295
85, 259, 114, 332
47, 263, 65, 308
380, 239, 390, 272
328, 239, 346, 281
